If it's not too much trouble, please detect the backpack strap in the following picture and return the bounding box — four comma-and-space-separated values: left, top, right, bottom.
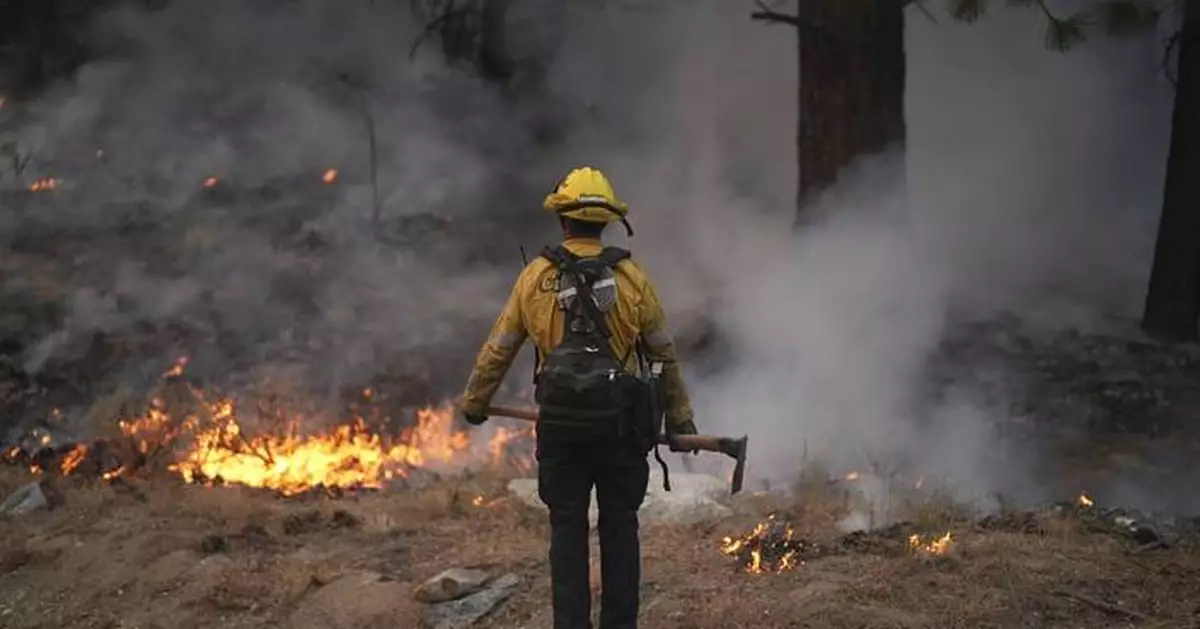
597, 246, 631, 267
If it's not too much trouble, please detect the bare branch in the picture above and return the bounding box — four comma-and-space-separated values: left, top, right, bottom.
408, 5, 471, 61
750, 0, 804, 28
750, 0, 846, 44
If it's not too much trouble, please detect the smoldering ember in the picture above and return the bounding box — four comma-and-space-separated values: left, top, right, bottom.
3, 1, 1200, 628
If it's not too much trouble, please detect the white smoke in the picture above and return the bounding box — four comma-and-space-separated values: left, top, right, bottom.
538, 0, 1173, 506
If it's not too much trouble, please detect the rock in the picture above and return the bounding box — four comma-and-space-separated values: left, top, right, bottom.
286, 570, 418, 629
507, 472, 731, 525
415, 568, 490, 603
0, 481, 51, 518
423, 573, 522, 629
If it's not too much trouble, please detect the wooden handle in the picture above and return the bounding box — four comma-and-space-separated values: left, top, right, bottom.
486, 405, 731, 453
487, 405, 539, 422
485, 404, 749, 494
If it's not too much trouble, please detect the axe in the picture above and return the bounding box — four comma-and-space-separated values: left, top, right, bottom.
485, 404, 749, 495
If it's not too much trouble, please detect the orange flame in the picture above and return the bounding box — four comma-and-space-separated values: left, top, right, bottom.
60, 445, 89, 475
1078, 493, 1094, 508
909, 532, 953, 555
322, 169, 338, 184
163, 356, 189, 378
719, 516, 804, 574
34, 357, 533, 494
29, 177, 60, 192
203, 176, 219, 188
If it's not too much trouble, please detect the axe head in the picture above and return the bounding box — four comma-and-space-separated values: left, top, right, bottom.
717, 435, 749, 495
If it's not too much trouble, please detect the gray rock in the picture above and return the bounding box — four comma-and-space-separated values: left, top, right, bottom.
423, 573, 522, 629
507, 472, 732, 526
415, 568, 491, 603
0, 481, 50, 518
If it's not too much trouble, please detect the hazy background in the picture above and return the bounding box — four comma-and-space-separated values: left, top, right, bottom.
0, 0, 1178, 510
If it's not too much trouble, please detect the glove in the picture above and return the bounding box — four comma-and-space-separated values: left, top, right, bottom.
462, 411, 488, 426
667, 419, 699, 454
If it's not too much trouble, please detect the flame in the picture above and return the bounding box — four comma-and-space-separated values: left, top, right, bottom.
102, 466, 126, 481
843, 470, 860, 482
163, 356, 189, 378
719, 516, 805, 574
322, 168, 338, 184
18, 357, 532, 494
29, 177, 60, 192
60, 445, 89, 475
909, 532, 953, 555
203, 176, 219, 188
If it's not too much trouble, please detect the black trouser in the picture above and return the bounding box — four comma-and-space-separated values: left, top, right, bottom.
537, 430, 650, 629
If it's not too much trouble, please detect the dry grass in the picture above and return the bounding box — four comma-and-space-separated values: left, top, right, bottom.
1, 467, 1198, 629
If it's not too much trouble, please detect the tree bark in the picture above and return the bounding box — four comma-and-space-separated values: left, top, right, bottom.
1141, 0, 1200, 342
793, 0, 905, 224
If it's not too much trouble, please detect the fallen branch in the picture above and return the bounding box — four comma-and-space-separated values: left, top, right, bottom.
1052, 589, 1150, 621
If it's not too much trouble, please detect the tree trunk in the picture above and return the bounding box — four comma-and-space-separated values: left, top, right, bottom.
795, 0, 905, 224
1141, 0, 1200, 342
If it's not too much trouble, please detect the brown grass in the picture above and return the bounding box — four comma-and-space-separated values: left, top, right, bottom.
1, 467, 1198, 629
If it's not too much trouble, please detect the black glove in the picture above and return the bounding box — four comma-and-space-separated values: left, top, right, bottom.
667, 420, 699, 454
462, 411, 488, 426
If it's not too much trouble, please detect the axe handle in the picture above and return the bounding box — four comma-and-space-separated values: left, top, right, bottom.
486, 405, 722, 453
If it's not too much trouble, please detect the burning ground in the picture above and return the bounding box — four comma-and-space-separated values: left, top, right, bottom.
3, 357, 535, 498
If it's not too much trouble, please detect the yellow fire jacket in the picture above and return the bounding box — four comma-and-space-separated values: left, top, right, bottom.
461, 237, 696, 432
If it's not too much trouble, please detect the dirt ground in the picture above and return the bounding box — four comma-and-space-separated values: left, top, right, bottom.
1, 467, 1198, 629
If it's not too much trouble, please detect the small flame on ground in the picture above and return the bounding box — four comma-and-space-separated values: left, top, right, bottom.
1078, 493, 1094, 508
61, 445, 89, 475
909, 532, 953, 555
322, 168, 338, 184
163, 356, 189, 378
102, 466, 126, 481
203, 176, 219, 188
29, 177, 60, 192
720, 516, 805, 574
844, 470, 860, 482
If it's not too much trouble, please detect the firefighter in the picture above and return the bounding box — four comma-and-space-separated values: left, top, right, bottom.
460, 166, 698, 629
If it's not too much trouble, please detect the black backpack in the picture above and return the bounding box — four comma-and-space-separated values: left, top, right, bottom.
534, 245, 637, 442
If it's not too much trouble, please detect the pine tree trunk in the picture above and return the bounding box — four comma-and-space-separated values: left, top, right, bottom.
795, 0, 905, 223
1141, 0, 1200, 342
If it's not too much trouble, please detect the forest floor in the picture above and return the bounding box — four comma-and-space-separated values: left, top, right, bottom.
1, 464, 1198, 629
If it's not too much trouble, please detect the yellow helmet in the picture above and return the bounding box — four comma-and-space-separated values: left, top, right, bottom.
543, 166, 633, 235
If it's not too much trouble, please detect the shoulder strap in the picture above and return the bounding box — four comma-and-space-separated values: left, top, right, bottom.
540, 245, 577, 269
597, 246, 631, 267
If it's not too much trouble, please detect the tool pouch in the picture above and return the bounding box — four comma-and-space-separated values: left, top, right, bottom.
626, 363, 670, 491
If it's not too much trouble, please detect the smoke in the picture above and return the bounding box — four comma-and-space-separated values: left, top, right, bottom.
0, 0, 1179, 512
538, 1, 1174, 508
2, 0, 553, 422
